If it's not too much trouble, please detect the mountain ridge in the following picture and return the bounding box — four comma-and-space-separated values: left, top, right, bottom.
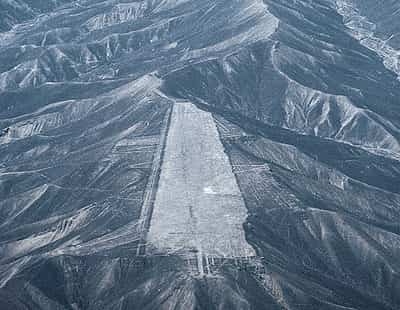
0, 0, 399, 309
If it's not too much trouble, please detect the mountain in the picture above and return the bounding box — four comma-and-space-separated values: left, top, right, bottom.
0, 0, 76, 32
0, 0, 399, 309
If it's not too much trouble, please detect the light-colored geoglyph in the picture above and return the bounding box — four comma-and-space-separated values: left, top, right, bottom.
147, 101, 256, 267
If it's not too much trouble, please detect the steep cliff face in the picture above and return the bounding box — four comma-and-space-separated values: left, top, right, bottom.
0, 0, 399, 309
